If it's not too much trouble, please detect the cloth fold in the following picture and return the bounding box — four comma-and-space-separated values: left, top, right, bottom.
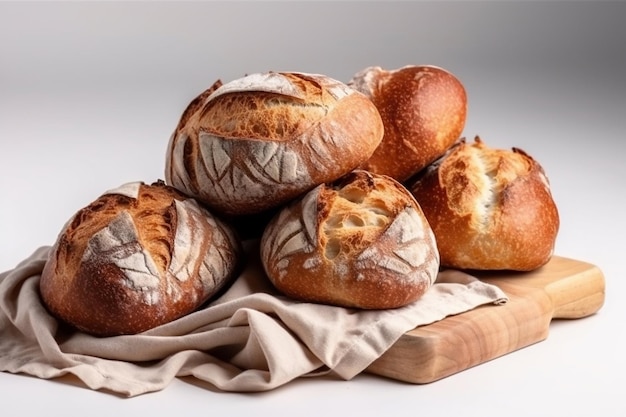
0, 241, 507, 396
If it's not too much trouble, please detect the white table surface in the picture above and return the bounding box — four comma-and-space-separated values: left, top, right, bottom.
1, 2, 624, 416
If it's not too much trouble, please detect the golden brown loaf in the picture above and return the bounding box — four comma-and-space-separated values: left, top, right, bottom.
165, 71, 384, 217
348, 65, 467, 182
39, 181, 242, 336
260, 170, 440, 309
408, 137, 559, 271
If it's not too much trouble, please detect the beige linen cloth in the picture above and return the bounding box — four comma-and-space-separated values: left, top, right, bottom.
0, 241, 507, 396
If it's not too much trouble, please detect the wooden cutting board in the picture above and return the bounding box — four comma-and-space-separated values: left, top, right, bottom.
366, 255, 606, 383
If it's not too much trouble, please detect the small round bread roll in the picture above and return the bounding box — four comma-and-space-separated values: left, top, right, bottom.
165, 71, 384, 216
260, 170, 440, 309
348, 65, 467, 182
408, 137, 560, 271
39, 180, 242, 336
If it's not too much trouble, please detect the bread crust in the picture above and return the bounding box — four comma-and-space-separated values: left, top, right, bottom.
260, 170, 439, 309
39, 181, 242, 336
165, 72, 384, 216
349, 65, 467, 182
408, 137, 559, 271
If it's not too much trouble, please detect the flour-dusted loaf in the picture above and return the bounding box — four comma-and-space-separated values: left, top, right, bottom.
408, 137, 559, 271
349, 65, 467, 182
165, 71, 384, 216
260, 170, 440, 309
39, 180, 243, 336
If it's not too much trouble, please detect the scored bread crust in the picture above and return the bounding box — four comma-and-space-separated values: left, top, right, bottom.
165, 71, 384, 216
39, 180, 242, 336
408, 137, 560, 271
260, 170, 440, 309
349, 65, 467, 182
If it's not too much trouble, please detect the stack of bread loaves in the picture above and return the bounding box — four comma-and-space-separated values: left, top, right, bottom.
39, 68, 559, 337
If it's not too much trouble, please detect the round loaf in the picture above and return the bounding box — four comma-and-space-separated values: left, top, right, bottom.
408, 137, 560, 271
39, 180, 242, 336
260, 170, 440, 309
348, 65, 467, 182
165, 71, 384, 216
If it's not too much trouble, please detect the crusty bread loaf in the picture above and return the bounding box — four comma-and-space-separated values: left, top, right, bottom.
349, 65, 467, 182
165, 71, 384, 217
408, 137, 559, 271
260, 170, 440, 309
39, 180, 242, 336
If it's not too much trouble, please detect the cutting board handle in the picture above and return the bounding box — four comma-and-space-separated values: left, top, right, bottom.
482, 256, 606, 319
367, 256, 606, 384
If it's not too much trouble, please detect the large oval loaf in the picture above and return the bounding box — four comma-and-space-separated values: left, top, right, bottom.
165, 71, 384, 216
39, 180, 242, 336
260, 170, 440, 309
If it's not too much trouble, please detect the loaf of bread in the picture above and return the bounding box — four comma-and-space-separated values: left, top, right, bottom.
408, 137, 559, 271
348, 65, 467, 182
260, 170, 440, 309
39, 180, 242, 336
165, 71, 384, 217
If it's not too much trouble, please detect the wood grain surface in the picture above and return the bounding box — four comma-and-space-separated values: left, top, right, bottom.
366, 256, 606, 383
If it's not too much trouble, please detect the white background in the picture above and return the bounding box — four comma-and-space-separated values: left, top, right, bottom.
1, 1, 625, 416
